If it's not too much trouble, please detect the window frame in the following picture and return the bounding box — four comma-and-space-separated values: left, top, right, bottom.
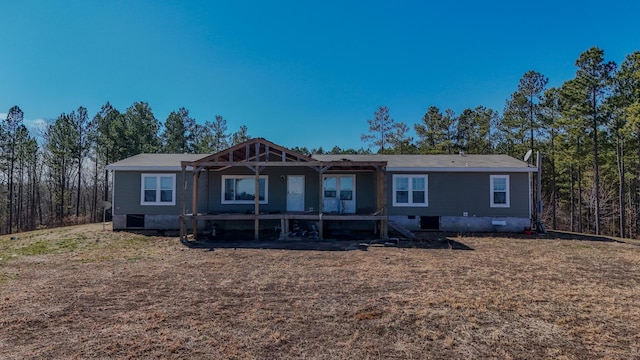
140, 173, 176, 206
392, 174, 428, 207
221, 175, 269, 204
490, 175, 510, 208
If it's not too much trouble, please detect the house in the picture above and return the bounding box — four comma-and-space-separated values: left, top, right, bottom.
106, 138, 536, 240
313, 154, 535, 234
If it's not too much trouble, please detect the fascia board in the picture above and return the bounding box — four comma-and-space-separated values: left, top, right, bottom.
388, 167, 537, 173
105, 166, 189, 171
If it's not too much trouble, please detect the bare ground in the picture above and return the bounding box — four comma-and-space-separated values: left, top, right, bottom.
1, 224, 639, 359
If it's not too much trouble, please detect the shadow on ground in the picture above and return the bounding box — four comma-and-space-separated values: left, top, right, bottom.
398, 238, 474, 250
182, 237, 474, 252
546, 230, 630, 244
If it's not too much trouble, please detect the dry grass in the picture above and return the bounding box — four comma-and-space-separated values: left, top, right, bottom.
1, 224, 639, 359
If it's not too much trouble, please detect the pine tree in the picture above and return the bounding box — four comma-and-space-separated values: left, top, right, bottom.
361, 106, 395, 154
456, 106, 495, 154
231, 125, 251, 145
162, 108, 195, 153
210, 115, 229, 152
571, 47, 616, 235
2, 106, 25, 233
415, 106, 456, 154
45, 113, 76, 223
389, 122, 416, 154
540, 87, 562, 229
93, 102, 120, 203
617, 51, 640, 236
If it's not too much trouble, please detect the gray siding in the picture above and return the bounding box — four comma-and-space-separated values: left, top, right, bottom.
205, 168, 377, 214
112, 170, 207, 216
113, 167, 530, 232
207, 167, 321, 213
387, 172, 530, 218
354, 172, 376, 213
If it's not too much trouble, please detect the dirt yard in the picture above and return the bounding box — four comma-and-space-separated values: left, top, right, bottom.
1, 224, 639, 359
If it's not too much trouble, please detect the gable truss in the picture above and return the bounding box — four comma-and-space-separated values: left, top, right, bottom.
181, 137, 386, 172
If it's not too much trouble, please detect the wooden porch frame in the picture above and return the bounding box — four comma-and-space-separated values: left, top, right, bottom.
179, 138, 388, 241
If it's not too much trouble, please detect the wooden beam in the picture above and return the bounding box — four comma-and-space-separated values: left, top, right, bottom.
192, 170, 199, 239
280, 218, 286, 240
321, 214, 387, 221
180, 160, 387, 168
181, 164, 187, 240
318, 170, 324, 240
177, 213, 386, 221
254, 167, 260, 240
381, 166, 388, 240
255, 141, 260, 162
205, 170, 210, 215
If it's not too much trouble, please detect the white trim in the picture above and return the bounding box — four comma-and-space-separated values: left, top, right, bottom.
221, 175, 269, 204
490, 175, 510, 208
108, 166, 535, 173
392, 174, 428, 207
140, 173, 177, 206
111, 170, 117, 215
528, 172, 532, 220
390, 167, 536, 173
107, 166, 187, 171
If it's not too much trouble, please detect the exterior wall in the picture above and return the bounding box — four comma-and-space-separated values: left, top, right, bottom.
205, 168, 377, 214
112, 166, 531, 233
206, 166, 321, 213
112, 170, 207, 230
387, 172, 530, 218
354, 172, 377, 213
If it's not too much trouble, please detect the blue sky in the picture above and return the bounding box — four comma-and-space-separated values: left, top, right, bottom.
1, 0, 639, 150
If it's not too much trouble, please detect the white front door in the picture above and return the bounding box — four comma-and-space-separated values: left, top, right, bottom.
286, 175, 305, 212
322, 175, 355, 213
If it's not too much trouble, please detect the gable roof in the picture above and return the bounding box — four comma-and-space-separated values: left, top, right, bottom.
183, 138, 316, 170
312, 154, 535, 172
105, 153, 210, 171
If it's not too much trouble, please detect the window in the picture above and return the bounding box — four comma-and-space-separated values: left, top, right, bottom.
490, 175, 510, 208
392, 174, 428, 207
141, 174, 176, 206
222, 175, 268, 204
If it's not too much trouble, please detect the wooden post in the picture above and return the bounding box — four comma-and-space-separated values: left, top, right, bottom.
254, 167, 260, 240
318, 170, 324, 240
181, 164, 186, 240
376, 167, 382, 237
283, 215, 289, 240
192, 170, 199, 239
381, 166, 388, 240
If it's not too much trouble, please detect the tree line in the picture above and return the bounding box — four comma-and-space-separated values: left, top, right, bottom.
359, 47, 640, 238
0, 103, 250, 234
2, 46, 639, 238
